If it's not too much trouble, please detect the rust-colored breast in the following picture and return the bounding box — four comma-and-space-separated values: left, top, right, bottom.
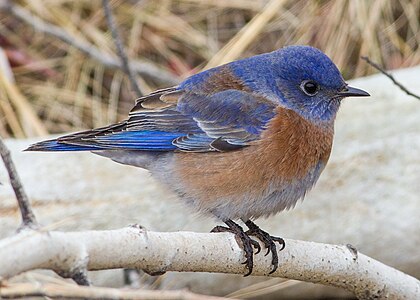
172, 107, 334, 205
255, 107, 334, 180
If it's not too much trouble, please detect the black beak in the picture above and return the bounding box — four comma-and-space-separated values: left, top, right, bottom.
338, 85, 370, 97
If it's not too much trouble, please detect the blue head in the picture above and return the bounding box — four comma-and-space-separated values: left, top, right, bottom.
268, 46, 369, 122
227, 45, 369, 123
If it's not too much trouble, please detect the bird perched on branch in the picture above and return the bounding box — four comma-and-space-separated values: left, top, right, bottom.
27, 45, 369, 276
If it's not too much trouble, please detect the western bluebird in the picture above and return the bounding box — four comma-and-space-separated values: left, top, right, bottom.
27, 46, 369, 276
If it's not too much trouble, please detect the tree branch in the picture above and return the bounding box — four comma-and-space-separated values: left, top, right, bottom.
0, 138, 37, 228
102, 0, 143, 97
0, 1, 179, 86
361, 56, 420, 101
0, 226, 418, 299
0, 282, 229, 300
0, 139, 88, 286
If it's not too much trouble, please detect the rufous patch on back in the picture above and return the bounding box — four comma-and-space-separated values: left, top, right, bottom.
198, 65, 251, 94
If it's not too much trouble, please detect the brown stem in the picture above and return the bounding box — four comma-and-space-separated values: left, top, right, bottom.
361, 56, 420, 101
102, 0, 143, 98
0, 137, 37, 228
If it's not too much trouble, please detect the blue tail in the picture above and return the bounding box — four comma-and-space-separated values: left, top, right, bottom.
26, 130, 182, 152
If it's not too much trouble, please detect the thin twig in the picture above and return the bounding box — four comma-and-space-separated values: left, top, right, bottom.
0, 1, 179, 86
0, 138, 37, 228
361, 56, 420, 101
102, 0, 143, 97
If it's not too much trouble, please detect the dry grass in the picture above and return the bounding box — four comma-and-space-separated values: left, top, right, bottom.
0, 0, 418, 140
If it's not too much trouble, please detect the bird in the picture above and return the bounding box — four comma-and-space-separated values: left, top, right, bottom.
26, 45, 370, 276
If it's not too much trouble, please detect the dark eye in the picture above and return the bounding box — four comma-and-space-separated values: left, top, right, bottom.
300, 80, 319, 96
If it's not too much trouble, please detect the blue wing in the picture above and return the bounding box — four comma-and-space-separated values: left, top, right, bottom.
27, 66, 278, 152
174, 89, 276, 150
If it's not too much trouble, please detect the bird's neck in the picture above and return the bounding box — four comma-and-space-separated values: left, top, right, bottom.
293, 101, 340, 126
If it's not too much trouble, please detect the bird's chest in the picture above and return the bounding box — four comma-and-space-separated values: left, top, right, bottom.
236, 117, 332, 215
170, 109, 333, 219
246, 108, 334, 185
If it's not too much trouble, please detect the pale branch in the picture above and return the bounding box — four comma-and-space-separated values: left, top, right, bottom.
0, 1, 179, 86
0, 135, 89, 285
0, 226, 418, 300
0, 282, 229, 300
102, 0, 143, 97
0, 138, 37, 228
361, 56, 420, 101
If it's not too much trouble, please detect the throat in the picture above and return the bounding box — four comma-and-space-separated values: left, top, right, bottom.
298, 99, 340, 124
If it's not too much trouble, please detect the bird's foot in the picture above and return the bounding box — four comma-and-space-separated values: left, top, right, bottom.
245, 220, 285, 274
211, 219, 260, 276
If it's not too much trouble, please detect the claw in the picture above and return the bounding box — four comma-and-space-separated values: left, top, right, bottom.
244, 220, 285, 274
211, 220, 259, 276
211, 220, 286, 276
210, 225, 230, 233
251, 240, 261, 253
243, 268, 252, 277
272, 236, 286, 251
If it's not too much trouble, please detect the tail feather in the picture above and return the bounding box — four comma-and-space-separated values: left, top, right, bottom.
25, 140, 100, 151
26, 129, 182, 152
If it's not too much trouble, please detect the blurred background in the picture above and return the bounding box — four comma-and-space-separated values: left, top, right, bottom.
0, 0, 419, 138
0, 1, 419, 299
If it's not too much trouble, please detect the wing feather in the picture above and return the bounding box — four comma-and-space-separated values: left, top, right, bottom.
27, 84, 278, 152
175, 89, 277, 150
